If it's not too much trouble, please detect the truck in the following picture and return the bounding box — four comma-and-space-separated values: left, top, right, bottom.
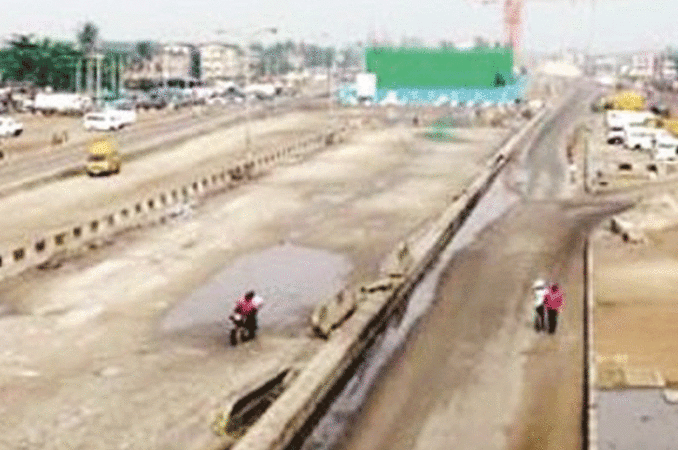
595, 90, 646, 112
356, 73, 377, 104
33, 93, 92, 115
606, 110, 656, 130
624, 126, 662, 151
85, 137, 121, 176
608, 90, 646, 111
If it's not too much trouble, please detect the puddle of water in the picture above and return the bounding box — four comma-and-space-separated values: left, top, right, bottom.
297, 175, 520, 450
160, 244, 353, 334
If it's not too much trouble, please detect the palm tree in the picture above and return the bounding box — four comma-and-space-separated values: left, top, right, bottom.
77, 22, 99, 54
135, 41, 153, 62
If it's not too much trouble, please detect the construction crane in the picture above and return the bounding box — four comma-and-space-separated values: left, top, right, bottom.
476, 0, 592, 59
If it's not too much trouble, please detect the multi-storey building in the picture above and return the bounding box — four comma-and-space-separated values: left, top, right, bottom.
124, 43, 199, 88
199, 43, 243, 83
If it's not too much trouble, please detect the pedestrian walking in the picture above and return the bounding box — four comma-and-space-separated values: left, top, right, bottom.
543, 282, 565, 334
532, 279, 547, 332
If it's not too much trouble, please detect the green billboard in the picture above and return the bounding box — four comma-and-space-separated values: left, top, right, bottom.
365, 47, 515, 89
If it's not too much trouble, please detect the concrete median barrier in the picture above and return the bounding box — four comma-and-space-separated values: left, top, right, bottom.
211, 368, 299, 438
0, 121, 359, 284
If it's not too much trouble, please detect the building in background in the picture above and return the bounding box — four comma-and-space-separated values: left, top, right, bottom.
629, 53, 655, 79
199, 43, 243, 83
654, 53, 677, 82
124, 43, 200, 89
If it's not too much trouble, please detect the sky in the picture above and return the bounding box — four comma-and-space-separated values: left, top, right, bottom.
1, 0, 677, 53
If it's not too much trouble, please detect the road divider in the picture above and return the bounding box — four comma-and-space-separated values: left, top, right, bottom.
0, 120, 361, 284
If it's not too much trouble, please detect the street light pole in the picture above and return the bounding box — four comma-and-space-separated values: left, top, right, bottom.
321, 33, 336, 128
219, 27, 277, 154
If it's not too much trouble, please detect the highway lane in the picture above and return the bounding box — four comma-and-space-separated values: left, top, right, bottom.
300, 81, 630, 450
0, 96, 327, 196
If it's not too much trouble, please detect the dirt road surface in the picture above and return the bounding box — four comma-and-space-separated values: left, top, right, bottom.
330, 82, 633, 450
0, 110, 515, 449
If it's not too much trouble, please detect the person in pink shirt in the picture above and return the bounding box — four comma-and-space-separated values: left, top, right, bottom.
543, 283, 565, 334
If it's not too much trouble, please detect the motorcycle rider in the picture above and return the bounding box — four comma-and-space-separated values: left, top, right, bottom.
233, 290, 262, 339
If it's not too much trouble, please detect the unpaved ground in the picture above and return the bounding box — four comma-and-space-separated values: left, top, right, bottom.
586, 97, 678, 383
593, 221, 678, 382
0, 117, 512, 449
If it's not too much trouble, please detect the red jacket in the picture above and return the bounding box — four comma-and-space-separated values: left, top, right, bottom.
544, 287, 564, 310
235, 298, 257, 316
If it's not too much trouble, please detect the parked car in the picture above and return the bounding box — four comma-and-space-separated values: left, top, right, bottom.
135, 93, 167, 110
0, 116, 24, 137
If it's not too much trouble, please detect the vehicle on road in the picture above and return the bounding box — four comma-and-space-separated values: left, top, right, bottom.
107, 101, 137, 127
228, 313, 256, 346
135, 92, 167, 110
33, 92, 92, 116
605, 110, 656, 130
653, 132, 678, 160
624, 126, 659, 151
85, 137, 121, 176
0, 116, 24, 137
83, 111, 125, 131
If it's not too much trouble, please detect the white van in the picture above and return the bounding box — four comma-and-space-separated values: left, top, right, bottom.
83, 111, 124, 131
106, 102, 136, 127
654, 133, 678, 160
624, 126, 658, 151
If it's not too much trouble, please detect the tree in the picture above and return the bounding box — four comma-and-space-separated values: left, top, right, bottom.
77, 22, 99, 54
135, 41, 153, 61
0, 35, 81, 90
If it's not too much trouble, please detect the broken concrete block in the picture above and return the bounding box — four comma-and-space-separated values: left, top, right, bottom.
310, 289, 357, 338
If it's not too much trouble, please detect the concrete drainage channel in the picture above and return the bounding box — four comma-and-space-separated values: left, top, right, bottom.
198, 92, 577, 450
0, 120, 360, 283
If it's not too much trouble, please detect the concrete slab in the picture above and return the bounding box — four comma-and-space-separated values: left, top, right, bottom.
597, 389, 678, 450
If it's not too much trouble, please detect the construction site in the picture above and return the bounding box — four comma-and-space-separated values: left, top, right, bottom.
0, 0, 677, 449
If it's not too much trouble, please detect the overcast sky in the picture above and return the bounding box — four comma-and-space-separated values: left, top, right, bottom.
1, 0, 676, 53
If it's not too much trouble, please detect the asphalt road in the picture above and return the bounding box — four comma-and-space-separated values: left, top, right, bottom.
325, 81, 632, 450
0, 96, 325, 196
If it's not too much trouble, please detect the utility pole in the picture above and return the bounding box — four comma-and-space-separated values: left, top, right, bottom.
96, 54, 102, 107
216, 27, 277, 153
112, 54, 117, 97
75, 58, 81, 93
119, 55, 124, 97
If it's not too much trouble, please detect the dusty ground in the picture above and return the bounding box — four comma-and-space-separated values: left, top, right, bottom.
0, 113, 514, 449
587, 98, 678, 384
593, 220, 678, 382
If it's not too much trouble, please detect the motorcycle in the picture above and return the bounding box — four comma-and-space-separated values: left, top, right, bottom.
229, 313, 256, 346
